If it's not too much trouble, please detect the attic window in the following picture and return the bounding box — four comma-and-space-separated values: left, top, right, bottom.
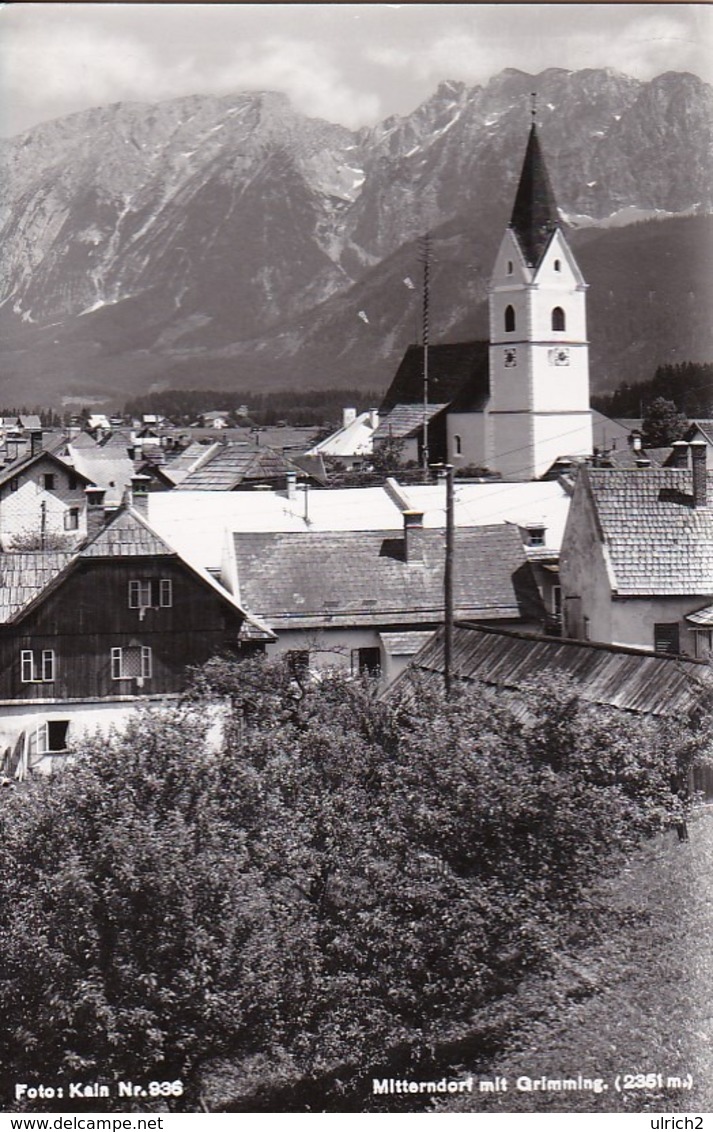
42, 473, 55, 491
504, 305, 516, 333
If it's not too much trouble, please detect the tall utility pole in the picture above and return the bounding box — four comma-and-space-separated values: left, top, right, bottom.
420, 233, 430, 472
444, 463, 454, 697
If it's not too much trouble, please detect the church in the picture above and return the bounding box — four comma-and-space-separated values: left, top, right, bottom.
378, 117, 594, 481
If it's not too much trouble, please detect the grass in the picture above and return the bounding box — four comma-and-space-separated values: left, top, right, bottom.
437, 807, 713, 1113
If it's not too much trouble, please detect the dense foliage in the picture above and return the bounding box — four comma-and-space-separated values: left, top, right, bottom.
592, 361, 713, 421
123, 388, 385, 429
0, 658, 705, 1111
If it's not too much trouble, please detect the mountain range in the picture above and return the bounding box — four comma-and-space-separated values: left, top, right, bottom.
1, 66, 712, 410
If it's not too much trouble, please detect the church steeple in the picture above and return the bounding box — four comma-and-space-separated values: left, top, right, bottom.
509, 121, 560, 269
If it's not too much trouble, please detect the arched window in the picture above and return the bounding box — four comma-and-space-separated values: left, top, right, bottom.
552, 306, 566, 331
454, 434, 462, 456
504, 305, 515, 332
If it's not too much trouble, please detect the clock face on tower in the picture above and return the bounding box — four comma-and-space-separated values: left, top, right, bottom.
548, 347, 571, 367
503, 348, 517, 367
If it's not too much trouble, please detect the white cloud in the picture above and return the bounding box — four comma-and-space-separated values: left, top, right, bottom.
208, 38, 381, 127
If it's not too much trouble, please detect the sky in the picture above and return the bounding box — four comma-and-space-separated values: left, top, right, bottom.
2, 2, 711, 137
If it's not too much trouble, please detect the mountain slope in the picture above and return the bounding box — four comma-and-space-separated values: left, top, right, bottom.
1, 68, 711, 407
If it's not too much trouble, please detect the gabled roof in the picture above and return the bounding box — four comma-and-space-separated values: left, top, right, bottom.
68, 445, 135, 506
80, 506, 176, 558
580, 466, 713, 595
307, 411, 376, 458
396, 622, 710, 718
0, 448, 93, 491
380, 341, 489, 412
176, 443, 311, 491
373, 404, 448, 442
0, 552, 74, 622
509, 122, 561, 269
0, 506, 273, 637
232, 524, 544, 629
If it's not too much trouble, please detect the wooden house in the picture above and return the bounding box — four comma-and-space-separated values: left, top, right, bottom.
0, 506, 272, 775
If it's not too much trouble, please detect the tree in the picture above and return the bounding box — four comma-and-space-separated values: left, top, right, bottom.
641, 397, 689, 447
0, 658, 706, 1112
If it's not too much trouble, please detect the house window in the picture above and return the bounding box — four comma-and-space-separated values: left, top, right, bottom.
352, 647, 381, 676
504, 305, 516, 333
20, 649, 55, 683
42, 473, 55, 491
694, 629, 713, 658
9, 477, 19, 493
551, 306, 566, 331
68, 474, 78, 491
654, 623, 680, 655
454, 434, 462, 456
128, 578, 173, 609
36, 720, 70, 755
287, 650, 310, 677
64, 507, 80, 531
527, 526, 546, 547
551, 584, 562, 616
111, 646, 152, 681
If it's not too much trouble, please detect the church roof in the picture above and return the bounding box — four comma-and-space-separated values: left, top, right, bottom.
380, 341, 489, 413
509, 123, 560, 269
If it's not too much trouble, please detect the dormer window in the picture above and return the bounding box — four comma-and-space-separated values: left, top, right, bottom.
526, 525, 546, 547
504, 305, 516, 333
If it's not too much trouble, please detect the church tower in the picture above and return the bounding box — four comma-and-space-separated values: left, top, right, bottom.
486, 118, 592, 480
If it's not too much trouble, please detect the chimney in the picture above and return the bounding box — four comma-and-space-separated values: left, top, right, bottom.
690, 441, 707, 508
85, 485, 107, 541
30, 430, 43, 457
403, 509, 425, 563
342, 407, 357, 429
629, 431, 642, 451
130, 474, 151, 515
670, 440, 689, 469
368, 408, 379, 430
286, 470, 297, 500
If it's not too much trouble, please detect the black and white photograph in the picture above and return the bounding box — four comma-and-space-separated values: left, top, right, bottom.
0, 1, 712, 1120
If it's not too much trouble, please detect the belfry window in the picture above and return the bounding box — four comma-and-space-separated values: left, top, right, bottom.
552, 306, 566, 331
504, 305, 516, 333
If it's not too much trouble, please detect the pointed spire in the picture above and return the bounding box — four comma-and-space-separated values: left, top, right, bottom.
509, 119, 560, 269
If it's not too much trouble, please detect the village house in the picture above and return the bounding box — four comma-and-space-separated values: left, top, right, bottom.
0, 448, 92, 550
306, 407, 380, 470
559, 441, 713, 656
221, 512, 545, 682
0, 503, 271, 778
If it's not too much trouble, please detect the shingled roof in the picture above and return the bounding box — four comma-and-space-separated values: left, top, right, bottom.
396, 622, 710, 719
0, 552, 74, 622
80, 507, 176, 558
373, 403, 448, 442
176, 443, 312, 491
509, 122, 561, 269
232, 524, 544, 630
581, 466, 713, 595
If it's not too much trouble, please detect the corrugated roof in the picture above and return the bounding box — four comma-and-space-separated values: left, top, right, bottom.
0, 552, 74, 622
583, 466, 713, 594
233, 524, 543, 629
400, 623, 710, 718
